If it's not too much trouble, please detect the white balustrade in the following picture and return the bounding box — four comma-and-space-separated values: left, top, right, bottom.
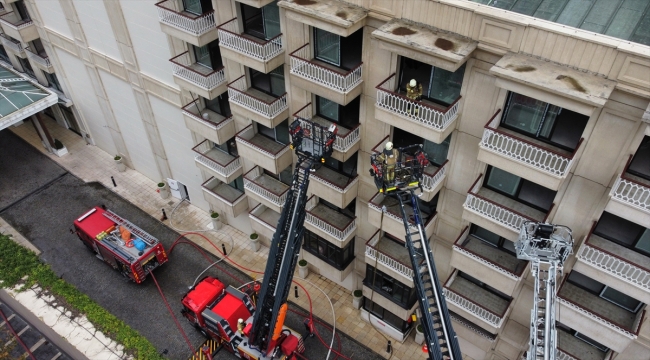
0, 12, 33, 30
228, 76, 287, 118
449, 313, 497, 342
376, 74, 460, 130
578, 244, 650, 291
155, 0, 215, 35
25, 48, 51, 68
306, 208, 356, 243
422, 161, 448, 191
556, 349, 579, 360
217, 18, 283, 61
610, 176, 650, 213
293, 103, 360, 152
236, 125, 290, 159
243, 167, 288, 207
290, 44, 362, 93
193, 140, 241, 177
0, 35, 23, 54
310, 172, 358, 193
464, 193, 530, 232
443, 288, 503, 328
182, 101, 233, 131
365, 236, 414, 279
453, 245, 520, 280
558, 298, 638, 339
170, 52, 226, 90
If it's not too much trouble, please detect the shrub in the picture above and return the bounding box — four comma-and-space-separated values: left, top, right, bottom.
298, 259, 307, 267
417, 324, 423, 332
157, 182, 165, 188
53, 139, 64, 150
114, 155, 122, 161
211, 212, 219, 219
353, 289, 362, 297
250, 233, 258, 240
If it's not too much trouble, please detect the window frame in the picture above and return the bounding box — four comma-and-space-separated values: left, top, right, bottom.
397, 56, 465, 107
566, 271, 643, 314
302, 231, 355, 270
248, 65, 285, 98
483, 165, 556, 212
457, 271, 511, 302
257, 119, 289, 145
391, 127, 450, 167
469, 224, 517, 256
362, 297, 414, 333
363, 264, 417, 309
627, 136, 650, 181
593, 211, 650, 257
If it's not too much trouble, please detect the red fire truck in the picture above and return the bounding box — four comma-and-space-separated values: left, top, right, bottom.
73, 206, 168, 283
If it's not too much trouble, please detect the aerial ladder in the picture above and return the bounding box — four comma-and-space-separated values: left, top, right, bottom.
515, 222, 573, 360
370, 143, 462, 360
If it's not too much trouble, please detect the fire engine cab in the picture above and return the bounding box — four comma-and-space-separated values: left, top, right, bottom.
73, 206, 168, 283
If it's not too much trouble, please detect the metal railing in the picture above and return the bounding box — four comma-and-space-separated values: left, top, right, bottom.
155, 0, 215, 35
305, 196, 356, 242
365, 230, 414, 279
0, 12, 33, 29
556, 348, 580, 360
227, 75, 287, 118
182, 100, 234, 131
610, 155, 650, 213
235, 125, 290, 158
290, 44, 363, 93
453, 227, 523, 280
422, 160, 449, 191
201, 177, 246, 206
480, 109, 583, 178
192, 140, 241, 177
293, 103, 361, 152
243, 166, 289, 208
170, 51, 225, 90
376, 73, 461, 130
25, 47, 51, 68
0, 34, 23, 54
443, 272, 508, 328
217, 18, 283, 61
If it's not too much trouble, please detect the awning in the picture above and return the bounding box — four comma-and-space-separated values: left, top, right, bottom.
490, 53, 617, 116
278, 0, 367, 37
372, 19, 477, 72
0, 64, 57, 131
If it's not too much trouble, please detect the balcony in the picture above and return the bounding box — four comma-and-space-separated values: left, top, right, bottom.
192, 140, 242, 184
606, 155, 650, 227
367, 192, 436, 242
293, 103, 360, 162
365, 230, 413, 285
227, 76, 288, 127
557, 280, 645, 353
375, 74, 460, 144
235, 125, 292, 174
443, 271, 512, 334
450, 227, 527, 296
0, 34, 23, 57
182, 100, 236, 145
478, 110, 583, 191
201, 177, 248, 217
249, 204, 278, 247
557, 329, 609, 360
0, 12, 38, 43
155, 0, 217, 46
25, 47, 53, 73
308, 166, 359, 209
463, 174, 551, 241
217, 18, 284, 73
170, 52, 227, 99
289, 44, 362, 105
243, 166, 289, 213
305, 196, 356, 246
574, 222, 650, 305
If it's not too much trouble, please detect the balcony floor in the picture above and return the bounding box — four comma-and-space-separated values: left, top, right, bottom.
251, 173, 289, 195
187, 108, 228, 125
312, 166, 353, 189
558, 329, 606, 360
448, 276, 510, 316
211, 182, 243, 203
309, 203, 354, 230
476, 187, 546, 221
249, 134, 286, 154
371, 195, 434, 223
187, 62, 215, 76
462, 235, 526, 274
589, 234, 650, 270
243, 87, 279, 103
423, 164, 440, 176
202, 148, 236, 165
255, 205, 279, 228
310, 115, 351, 137
559, 281, 637, 330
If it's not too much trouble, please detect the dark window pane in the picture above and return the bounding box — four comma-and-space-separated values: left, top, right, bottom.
275, 119, 289, 145
314, 28, 340, 66
262, 1, 281, 39
241, 3, 264, 39
567, 271, 604, 294
594, 212, 642, 247
502, 93, 547, 136
399, 57, 432, 96
228, 175, 244, 191
628, 136, 650, 180
429, 64, 465, 106
339, 28, 363, 70
317, 96, 339, 122
518, 180, 556, 211
601, 286, 641, 312
422, 135, 450, 166
486, 167, 521, 196
635, 230, 650, 254
548, 108, 589, 150
471, 225, 501, 246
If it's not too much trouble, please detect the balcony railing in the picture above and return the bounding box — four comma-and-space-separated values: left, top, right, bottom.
464, 174, 552, 232
249, 203, 277, 231
481, 109, 583, 178
376, 73, 461, 130
365, 230, 414, 279
243, 166, 289, 208
236, 125, 290, 158
453, 227, 524, 280
192, 140, 241, 178
305, 196, 356, 242
290, 44, 363, 93
293, 103, 361, 153
443, 272, 510, 328
610, 155, 650, 213
310, 168, 359, 194
155, 0, 215, 35
182, 100, 234, 131
25, 47, 51, 68
170, 51, 226, 91
578, 221, 650, 292
217, 18, 283, 61
422, 160, 448, 191
0, 12, 33, 29
201, 176, 246, 205
0, 34, 23, 54
227, 75, 288, 118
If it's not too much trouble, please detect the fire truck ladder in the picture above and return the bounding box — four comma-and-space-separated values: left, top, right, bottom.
394, 189, 461, 360
103, 210, 159, 246
515, 222, 573, 360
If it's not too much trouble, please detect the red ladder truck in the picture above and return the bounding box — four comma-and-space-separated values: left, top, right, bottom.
73, 206, 168, 283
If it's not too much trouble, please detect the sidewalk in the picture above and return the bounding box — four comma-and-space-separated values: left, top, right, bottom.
7, 120, 425, 360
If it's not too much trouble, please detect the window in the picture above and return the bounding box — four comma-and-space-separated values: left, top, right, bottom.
182, 0, 212, 15
249, 65, 285, 97
392, 127, 450, 167
484, 166, 556, 212
362, 298, 414, 332
258, 119, 289, 145
18, 57, 35, 78
214, 137, 238, 157
313, 28, 362, 70
15, 0, 30, 21
557, 322, 609, 353
303, 231, 354, 270
315, 95, 360, 130
30, 39, 46, 56
364, 264, 417, 309
594, 212, 650, 256
323, 152, 357, 178
264, 165, 292, 186
205, 93, 231, 117
320, 198, 356, 219
0, 46, 9, 63
470, 224, 517, 255
398, 57, 465, 107
458, 271, 511, 301
566, 271, 643, 313
193, 41, 222, 70
628, 136, 650, 181
227, 175, 245, 192
240, 1, 280, 40
501, 92, 588, 151
44, 72, 63, 92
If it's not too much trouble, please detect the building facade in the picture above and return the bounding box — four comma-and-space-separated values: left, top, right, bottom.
6, 0, 650, 358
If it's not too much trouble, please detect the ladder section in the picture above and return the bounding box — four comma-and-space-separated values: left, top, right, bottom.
103, 210, 159, 246
396, 190, 461, 360
529, 262, 559, 360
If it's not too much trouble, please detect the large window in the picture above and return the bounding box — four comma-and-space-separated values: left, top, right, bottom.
628, 136, 650, 181
249, 65, 285, 97
470, 224, 517, 255
182, 0, 212, 15
566, 271, 643, 313
363, 297, 414, 333
240, 1, 280, 40
392, 127, 450, 167
258, 119, 289, 145
398, 57, 465, 107
264, 165, 292, 186
315, 95, 360, 130
205, 93, 231, 117
458, 271, 511, 301
18, 57, 35, 78
364, 264, 417, 309
303, 231, 354, 270
557, 322, 609, 353
323, 152, 357, 178
15, 0, 30, 21
0, 46, 9, 63
193, 41, 222, 70
484, 166, 556, 212
313, 28, 362, 71
228, 175, 245, 192
594, 212, 650, 256
214, 136, 238, 157
501, 92, 588, 151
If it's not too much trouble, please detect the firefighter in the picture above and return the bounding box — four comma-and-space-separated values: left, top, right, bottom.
376, 142, 400, 184
406, 79, 423, 115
